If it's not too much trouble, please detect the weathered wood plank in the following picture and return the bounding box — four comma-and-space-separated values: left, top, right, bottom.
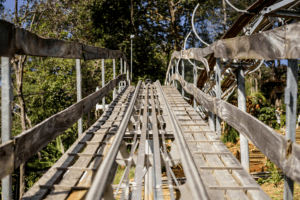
0, 140, 14, 179
0, 74, 126, 180
22, 86, 133, 200
170, 73, 300, 184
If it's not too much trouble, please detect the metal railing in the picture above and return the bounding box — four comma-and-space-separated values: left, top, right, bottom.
0, 19, 131, 200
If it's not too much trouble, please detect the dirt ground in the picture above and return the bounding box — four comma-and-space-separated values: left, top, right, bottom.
260, 181, 300, 199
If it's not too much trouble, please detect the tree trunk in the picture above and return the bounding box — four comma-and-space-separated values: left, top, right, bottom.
250, 76, 254, 94
13, 56, 27, 199
168, 0, 180, 51
222, 0, 227, 31
255, 77, 258, 92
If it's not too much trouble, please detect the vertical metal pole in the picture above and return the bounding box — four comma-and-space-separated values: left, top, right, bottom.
1, 56, 12, 200
216, 59, 221, 137
168, 70, 170, 86
193, 60, 197, 109
131, 38, 133, 81
113, 59, 116, 100
182, 60, 185, 96
237, 65, 250, 172
171, 61, 174, 86
283, 59, 297, 200
120, 58, 123, 92
175, 59, 178, 88
102, 59, 105, 111
124, 61, 127, 86
76, 59, 83, 137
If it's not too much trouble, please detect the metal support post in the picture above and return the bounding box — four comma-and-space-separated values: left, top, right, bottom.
193, 60, 197, 109
175, 59, 178, 88
76, 59, 83, 137
1, 56, 12, 200
124, 61, 127, 86
131, 35, 134, 81
113, 59, 116, 100
283, 59, 297, 200
168, 71, 171, 86
171, 61, 174, 86
120, 58, 123, 92
216, 59, 221, 137
102, 59, 105, 111
182, 60, 185, 96
237, 65, 250, 172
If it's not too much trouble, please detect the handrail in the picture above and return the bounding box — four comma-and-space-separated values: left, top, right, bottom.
0, 74, 127, 180
0, 19, 129, 69
164, 22, 300, 84
169, 73, 300, 185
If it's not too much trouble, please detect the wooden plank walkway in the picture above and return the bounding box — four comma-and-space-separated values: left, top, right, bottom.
22, 83, 270, 200
162, 85, 270, 200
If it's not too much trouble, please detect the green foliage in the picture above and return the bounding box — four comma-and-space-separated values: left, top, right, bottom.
249, 92, 267, 105
221, 122, 239, 143
25, 172, 43, 190
257, 161, 282, 186
256, 107, 277, 128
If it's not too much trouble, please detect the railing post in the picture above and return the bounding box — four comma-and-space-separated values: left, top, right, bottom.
216, 59, 221, 137
113, 59, 116, 100
283, 59, 297, 200
175, 59, 179, 88
124, 61, 127, 86
182, 60, 185, 96
102, 59, 105, 111
168, 70, 171, 86
193, 60, 197, 109
120, 58, 123, 92
76, 59, 83, 137
237, 64, 250, 172
1, 56, 12, 200
171, 61, 174, 86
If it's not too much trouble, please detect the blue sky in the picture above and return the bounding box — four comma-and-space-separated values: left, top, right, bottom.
4, 0, 24, 11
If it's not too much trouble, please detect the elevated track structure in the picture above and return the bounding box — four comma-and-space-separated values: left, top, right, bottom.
1, 0, 300, 199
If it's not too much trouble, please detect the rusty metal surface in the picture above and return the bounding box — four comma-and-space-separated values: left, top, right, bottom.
0, 20, 128, 63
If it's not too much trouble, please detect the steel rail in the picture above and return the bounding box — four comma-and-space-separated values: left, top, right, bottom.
131, 84, 149, 199
150, 85, 164, 199
85, 80, 142, 200
156, 81, 210, 200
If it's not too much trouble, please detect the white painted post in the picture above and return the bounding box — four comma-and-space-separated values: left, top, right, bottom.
237, 65, 250, 172
102, 59, 105, 111
283, 59, 297, 200
113, 59, 116, 100
216, 59, 221, 137
1, 56, 12, 200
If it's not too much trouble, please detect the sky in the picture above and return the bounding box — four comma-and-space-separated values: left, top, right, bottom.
4, 0, 24, 11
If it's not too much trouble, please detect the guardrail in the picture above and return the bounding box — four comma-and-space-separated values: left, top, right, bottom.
0, 19, 131, 199
165, 22, 300, 199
